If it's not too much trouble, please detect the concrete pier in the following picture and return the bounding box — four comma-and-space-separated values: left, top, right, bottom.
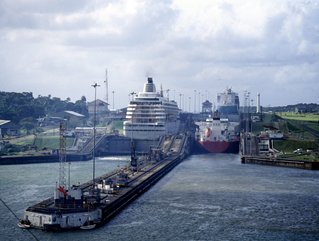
241, 156, 319, 170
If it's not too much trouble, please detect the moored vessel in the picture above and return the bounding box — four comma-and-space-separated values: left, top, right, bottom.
123, 77, 180, 140
217, 88, 240, 121
18, 133, 191, 231
18, 121, 103, 231
195, 111, 240, 154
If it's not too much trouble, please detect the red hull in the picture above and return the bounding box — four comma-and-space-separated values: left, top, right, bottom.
197, 140, 239, 153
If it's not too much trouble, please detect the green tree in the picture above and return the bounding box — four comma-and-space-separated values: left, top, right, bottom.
19, 117, 36, 134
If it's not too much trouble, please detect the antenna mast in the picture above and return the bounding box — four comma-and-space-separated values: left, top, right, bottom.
104, 69, 108, 104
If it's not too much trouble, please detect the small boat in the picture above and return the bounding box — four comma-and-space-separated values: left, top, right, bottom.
17, 219, 31, 229
80, 220, 96, 230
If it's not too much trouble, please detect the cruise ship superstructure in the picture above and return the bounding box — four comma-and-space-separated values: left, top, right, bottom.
123, 77, 180, 140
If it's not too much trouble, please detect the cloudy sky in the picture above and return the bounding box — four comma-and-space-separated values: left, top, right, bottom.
1, 0, 318, 110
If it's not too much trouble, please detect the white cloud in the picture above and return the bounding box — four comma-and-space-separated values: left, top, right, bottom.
0, 0, 318, 108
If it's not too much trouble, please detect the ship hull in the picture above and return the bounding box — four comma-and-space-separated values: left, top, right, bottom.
195, 140, 239, 154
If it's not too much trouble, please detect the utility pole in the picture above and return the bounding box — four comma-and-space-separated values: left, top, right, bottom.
112, 91, 115, 110
198, 91, 201, 113
104, 69, 108, 104
194, 90, 197, 113
92, 83, 100, 188
166, 89, 170, 100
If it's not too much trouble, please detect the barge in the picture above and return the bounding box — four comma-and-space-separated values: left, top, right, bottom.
19, 134, 191, 231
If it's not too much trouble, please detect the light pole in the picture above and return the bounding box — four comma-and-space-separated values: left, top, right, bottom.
194, 90, 197, 113
198, 91, 201, 113
112, 90, 115, 110
251, 99, 254, 132
166, 89, 170, 100
182, 94, 185, 111
91, 82, 100, 188
188, 97, 191, 112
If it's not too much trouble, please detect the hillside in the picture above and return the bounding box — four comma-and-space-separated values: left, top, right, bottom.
0, 92, 88, 125
252, 112, 319, 154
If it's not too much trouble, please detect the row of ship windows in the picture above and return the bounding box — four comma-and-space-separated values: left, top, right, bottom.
127, 103, 178, 106
126, 115, 177, 120
127, 106, 179, 110
128, 118, 178, 123
125, 123, 165, 126
127, 113, 167, 116
126, 112, 179, 116
126, 109, 179, 114
129, 101, 178, 106
126, 115, 178, 119
126, 129, 165, 132
126, 111, 177, 116
126, 115, 177, 119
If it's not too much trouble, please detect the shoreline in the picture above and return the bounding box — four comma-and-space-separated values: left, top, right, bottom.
241, 155, 319, 170
0, 153, 92, 165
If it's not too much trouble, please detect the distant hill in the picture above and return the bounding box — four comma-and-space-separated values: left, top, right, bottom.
0, 92, 88, 125
263, 103, 319, 113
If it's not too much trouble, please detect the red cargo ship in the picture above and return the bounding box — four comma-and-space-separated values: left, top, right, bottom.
195, 112, 240, 154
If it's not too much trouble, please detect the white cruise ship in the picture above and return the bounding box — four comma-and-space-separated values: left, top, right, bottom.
123, 77, 180, 140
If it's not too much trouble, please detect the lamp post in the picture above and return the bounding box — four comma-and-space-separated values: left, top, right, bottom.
182, 94, 185, 111
112, 90, 115, 110
198, 91, 201, 113
166, 89, 170, 100
91, 82, 100, 188
251, 99, 254, 132
194, 90, 197, 113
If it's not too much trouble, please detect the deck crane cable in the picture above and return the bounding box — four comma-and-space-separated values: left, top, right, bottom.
0, 198, 40, 241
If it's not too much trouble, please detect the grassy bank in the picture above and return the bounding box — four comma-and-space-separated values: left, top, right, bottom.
273, 139, 318, 153
2, 129, 74, 156
33, 136, 74, 150
7, 135, 35, 146
277, 112, 319, 122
